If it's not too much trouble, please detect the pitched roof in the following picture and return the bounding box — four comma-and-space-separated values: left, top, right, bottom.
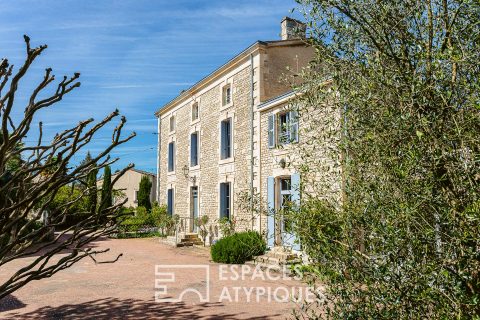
154, 39, 308, 116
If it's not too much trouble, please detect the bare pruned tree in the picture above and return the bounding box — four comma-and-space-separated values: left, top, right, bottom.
0, 36, 136, 299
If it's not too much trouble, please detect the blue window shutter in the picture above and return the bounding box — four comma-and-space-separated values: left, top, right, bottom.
220, 122, 226, 159
290, 111, 299, 143
168, 142, 175, 171
220, 182, 231, 219
268, 114, 276, 148
191, 133, 198, 166
220, 119, 231, 159
225, 183, 230, 219
226, 119, 231, 158
167, 189, 173, 216
220, 183, 226, 218
267, 176, 275, 247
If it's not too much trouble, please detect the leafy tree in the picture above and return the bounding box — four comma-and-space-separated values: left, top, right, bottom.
290, 0, 480, 318
99, 165, 112, 213
0, 36, 135, 299
137, 175, 152, 211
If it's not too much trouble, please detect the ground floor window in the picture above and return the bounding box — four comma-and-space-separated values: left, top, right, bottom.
167, 188, 174, 216
219, 182, 231, 219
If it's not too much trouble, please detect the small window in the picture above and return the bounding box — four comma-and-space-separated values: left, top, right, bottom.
192, 103, 199, 121
190, 132, 199, 167
168, 142, 175, 172
134, 190, 139, 203
278, 113, 291, 144
167, 188, 174, 216
220, 118, 232, 159
268, 111, 299, 148
169, 116, 175, 132
219, 182, 231, 219
222, 84, 232, 106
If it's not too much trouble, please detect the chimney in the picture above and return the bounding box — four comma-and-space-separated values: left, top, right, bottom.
281, 17, 306, 40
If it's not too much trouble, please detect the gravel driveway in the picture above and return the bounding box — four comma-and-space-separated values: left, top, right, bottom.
0, 237, 308, 319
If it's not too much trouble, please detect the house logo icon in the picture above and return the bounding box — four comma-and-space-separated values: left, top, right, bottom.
154, 265, 210, 303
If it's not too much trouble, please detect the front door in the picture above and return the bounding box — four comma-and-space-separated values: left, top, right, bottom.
267, 174, 301, 250
191, 187, 198, 232
279, 177, 293, 246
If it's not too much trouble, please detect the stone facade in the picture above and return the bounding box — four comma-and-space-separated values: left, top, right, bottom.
155, 19, 318, 245
257, 91, 343, 247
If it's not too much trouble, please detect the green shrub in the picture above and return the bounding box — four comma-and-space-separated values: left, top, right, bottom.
211, 231, 266, 264
117, 205, 172, 237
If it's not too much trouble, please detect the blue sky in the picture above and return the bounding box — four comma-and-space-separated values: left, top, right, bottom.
0, 0, 302, 173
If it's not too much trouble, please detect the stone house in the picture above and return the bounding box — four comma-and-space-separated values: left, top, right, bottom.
155, 17, 338, 248
98, 168, 157, 208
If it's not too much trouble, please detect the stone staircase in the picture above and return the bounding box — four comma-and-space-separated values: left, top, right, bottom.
246, 246, 302, 276
162, 233, 203, 247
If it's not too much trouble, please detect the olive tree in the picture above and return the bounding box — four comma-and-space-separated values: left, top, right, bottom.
289, 0, 480, 318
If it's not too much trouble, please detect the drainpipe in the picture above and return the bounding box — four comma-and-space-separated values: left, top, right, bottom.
250, 53, 255, 231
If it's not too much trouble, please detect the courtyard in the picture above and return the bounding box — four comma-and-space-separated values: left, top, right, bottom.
0, 237, 307, 319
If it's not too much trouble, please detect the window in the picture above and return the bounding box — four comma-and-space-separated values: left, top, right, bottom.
268, 111, 298, 148
192, 103, 199, 121
167, 188, 174, 216
219, 182, 231, 219
134, 190, 139, 203
168, 142, 175, 172
279, 177, 293, 233
220, 118, 232, 159
278, 113, 291, 144
190, 132, 199, 167
169, 116, 175, 132
222, 84, 232, 106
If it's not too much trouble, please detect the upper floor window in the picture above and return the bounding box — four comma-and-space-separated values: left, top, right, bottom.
190, 132, 199, 167
222, 84, 232, 106
220, 118, 232, 160
268, 110, 298, 148
169, 115, 175, 132
192, 103, 199, 121
168, 142, 175, 172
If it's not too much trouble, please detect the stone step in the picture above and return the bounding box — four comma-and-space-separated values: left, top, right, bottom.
176, 240, 203, 247
184, 233, 200, 240
254, 255, 300, 265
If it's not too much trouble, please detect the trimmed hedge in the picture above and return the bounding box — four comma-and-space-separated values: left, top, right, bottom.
211, 231, 266, 264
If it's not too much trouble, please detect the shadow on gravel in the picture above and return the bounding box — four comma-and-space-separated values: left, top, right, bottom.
1, 297, 279, 319
0, 295, 26, 312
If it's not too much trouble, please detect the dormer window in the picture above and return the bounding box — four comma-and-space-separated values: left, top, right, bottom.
169, 115, 175, 132
222, 84, 232, 106
192, 102, 199, 121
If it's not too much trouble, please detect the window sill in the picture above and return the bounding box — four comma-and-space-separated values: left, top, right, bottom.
220, 101, 233, 111
169, 130, 176, 135
190, 164, 201, 171
190, 118, 200, 126
167, 171, 176, 176
218, 157, 234, 165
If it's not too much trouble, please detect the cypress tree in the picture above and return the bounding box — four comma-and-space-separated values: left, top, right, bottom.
137, 175, 152, 211
86, 168, 97, 214
99, 165, 112, 212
